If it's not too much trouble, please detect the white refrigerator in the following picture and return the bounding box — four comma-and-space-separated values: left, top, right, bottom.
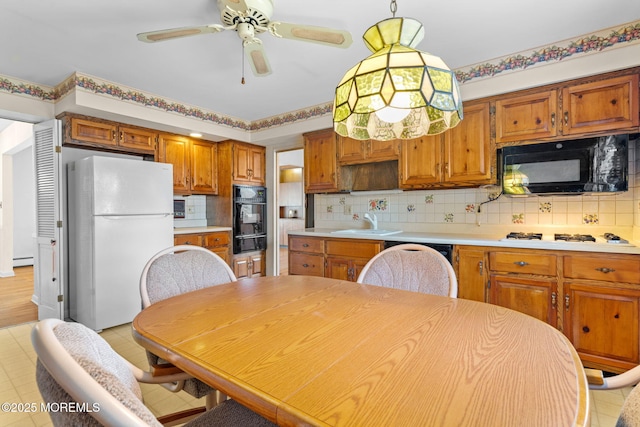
68, 156, 174, 330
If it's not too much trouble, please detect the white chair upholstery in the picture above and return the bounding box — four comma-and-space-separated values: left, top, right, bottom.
32, 318, 275, 427
357, 243, 458, 298
139, 245, 237, 405
587, 365, 640, 426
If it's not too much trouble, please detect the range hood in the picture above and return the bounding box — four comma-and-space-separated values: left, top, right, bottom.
345, 161, 399, 192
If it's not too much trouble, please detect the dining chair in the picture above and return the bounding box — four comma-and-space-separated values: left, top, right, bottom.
357, 243, 458, 298
31, 318, 276, 427
140, 245, 237, 408
587, 365, 640, 426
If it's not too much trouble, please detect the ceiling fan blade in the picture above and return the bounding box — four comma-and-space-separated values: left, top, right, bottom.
137, 25, 224, 43
270, 22, 352, 48
244, 42, 272, 76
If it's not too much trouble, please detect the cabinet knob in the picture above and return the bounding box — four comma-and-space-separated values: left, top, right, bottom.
582, 326, 590, 333
514, 261, 529, 267
551, 292, 557, 308
595, 267, 615, 274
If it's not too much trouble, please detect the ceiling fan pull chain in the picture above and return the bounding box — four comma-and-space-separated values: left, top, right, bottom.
390, 0, 397, 17
241, 41, 246, 84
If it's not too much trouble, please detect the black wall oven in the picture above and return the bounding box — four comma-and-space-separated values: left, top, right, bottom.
233, 185, 267, 254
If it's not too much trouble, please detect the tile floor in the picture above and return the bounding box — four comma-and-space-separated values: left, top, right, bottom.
0, 320, 633, 426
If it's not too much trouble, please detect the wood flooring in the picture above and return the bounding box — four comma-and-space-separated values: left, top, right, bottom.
0, 266, 37, 328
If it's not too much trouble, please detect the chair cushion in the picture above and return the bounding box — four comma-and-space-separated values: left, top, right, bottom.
617, 384, 640, 426
359, 250, 451, 296
146, 250, 234, 305
36, 322, 161, 426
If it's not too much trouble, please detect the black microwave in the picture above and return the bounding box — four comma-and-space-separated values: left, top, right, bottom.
499, 134, 629, 196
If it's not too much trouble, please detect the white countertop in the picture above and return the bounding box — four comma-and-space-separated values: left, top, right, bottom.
289, 228, 640, 255
173, 226, 232, 235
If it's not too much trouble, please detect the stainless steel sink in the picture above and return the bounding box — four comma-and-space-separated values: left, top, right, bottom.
331, 229, 402, 236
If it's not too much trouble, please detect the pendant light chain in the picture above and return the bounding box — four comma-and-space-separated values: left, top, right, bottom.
390, 0, 397, 17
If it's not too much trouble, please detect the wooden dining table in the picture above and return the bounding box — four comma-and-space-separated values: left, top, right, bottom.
132, 275, 589, 427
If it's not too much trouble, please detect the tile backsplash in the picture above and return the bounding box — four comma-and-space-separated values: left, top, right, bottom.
173, 195, 207, 228
314, 138, 640, 237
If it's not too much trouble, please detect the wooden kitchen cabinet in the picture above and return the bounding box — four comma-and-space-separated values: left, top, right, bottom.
158, 134, 218, 195
489, 249, 559, 326
63, 115, 157, 155
288, 235, 382, 281
304, 128, 340, 193
562, 74, 639, 135
454, 246, 487, 302
490, 275, 558, 326
495, 90, 559, 143
563, 253, 640, 372
233, 251, 265, 279
564, 282, 639, 373
400, 101, 493, 188
337, 135, 399, 164
325, 239, 382, 282
174, 230, 232, 266
232, 142, 265, 185
494, 72, 640, 143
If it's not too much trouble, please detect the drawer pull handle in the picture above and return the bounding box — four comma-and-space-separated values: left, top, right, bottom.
302, 244, 309, 247
514, 261, 529, 267
302, 263, 309, 268
595, 267, 615, 274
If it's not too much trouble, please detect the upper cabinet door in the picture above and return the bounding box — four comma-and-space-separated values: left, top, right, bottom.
190, 140, 218, 195
562, 74, 640, 135
304, 129, 339, 193
70, 118, 118, 147
399, 135, 442, 188
157, 134, 191, 194
443, 102, 492, 184
495, 90, 558, 143
233, 143, 265, 185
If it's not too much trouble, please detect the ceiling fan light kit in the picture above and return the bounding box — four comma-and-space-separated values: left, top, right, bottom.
333, 7, 463, 141
136, 0, 352, 79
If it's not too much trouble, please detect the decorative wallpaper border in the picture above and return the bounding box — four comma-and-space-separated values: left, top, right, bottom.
455, 21, 640, 83
1, 20, 639, 132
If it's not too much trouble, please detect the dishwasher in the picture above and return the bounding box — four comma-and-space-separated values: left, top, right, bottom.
383, 240, 454, 265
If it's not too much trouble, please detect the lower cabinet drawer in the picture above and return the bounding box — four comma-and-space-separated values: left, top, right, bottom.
289, 252, 324, 277
289, 236, 324, 254
490, 251, 557, 276
203, 232, 230, 248
564, 255, 640, 284
325, 239, 382, 259
174, 234, 203, 246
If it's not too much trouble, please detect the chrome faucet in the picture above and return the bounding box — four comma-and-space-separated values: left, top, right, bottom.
363, 212, 378, 230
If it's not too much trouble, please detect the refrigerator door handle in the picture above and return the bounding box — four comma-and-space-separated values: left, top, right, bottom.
99, 214, 173, 219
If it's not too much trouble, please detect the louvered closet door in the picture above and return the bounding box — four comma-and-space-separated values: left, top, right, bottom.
33, 120, 63, 320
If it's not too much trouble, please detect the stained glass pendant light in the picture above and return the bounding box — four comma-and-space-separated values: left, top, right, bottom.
333, 1, 463, 141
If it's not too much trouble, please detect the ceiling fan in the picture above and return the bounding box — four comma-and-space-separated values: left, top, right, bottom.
137, 0, 353, 77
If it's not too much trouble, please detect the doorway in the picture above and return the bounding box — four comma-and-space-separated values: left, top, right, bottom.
276, 149, 304, 275
0, 119, 37, 327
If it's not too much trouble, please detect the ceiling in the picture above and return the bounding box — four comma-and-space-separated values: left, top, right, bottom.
1, 0, 640, 124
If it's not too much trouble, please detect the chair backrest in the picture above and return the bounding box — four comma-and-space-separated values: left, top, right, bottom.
32, 318, 161, 427
140, 245, 236, 307
357, 243, 458, 298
